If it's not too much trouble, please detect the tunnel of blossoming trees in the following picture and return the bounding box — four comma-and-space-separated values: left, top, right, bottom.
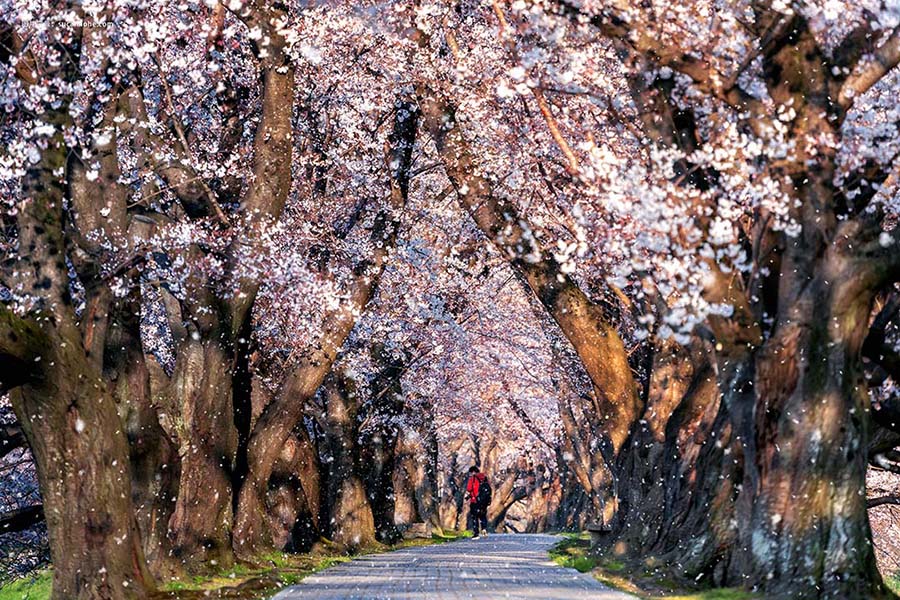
2, 0, 900, 599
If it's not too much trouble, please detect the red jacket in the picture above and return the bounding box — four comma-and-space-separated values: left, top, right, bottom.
466, 472, 486, 504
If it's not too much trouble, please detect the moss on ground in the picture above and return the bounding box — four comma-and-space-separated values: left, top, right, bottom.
153, 530, 466, 598
0, 531, 467, 600
887, 573, 900, 595
549, 535, 757, 600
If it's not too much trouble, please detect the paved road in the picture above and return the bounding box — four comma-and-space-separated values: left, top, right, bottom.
272, 533, 633, 599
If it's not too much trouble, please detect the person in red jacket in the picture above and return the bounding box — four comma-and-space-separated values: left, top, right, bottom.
465, 466, 491, 539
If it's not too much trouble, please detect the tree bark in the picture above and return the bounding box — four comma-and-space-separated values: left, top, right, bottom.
361, 345, 407, 543
322, 372, 377, 550
613, 338, 738, 580
8, 318, 153, 599
260, 429, 320, 552
363, 428, 400, 543
392, 410, 440, 530
106, 306, 180, 579
156, 333, 238, 571
728, 251, 885, 598
116, 3, 297, 570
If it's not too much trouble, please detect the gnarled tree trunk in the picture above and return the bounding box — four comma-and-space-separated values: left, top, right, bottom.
393, 413, 440, 531
106, 306, 180, 579
361, 345, 407, 543
7, 315, 154, 599
157, 333, 238, 571
2, 21, 155, 591
730, 253, 885, 598
322, 371, 377, 549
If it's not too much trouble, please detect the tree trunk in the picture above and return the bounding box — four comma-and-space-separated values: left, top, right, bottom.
393, 419, 440, 531
613, 338, 739, 581
729, 255, 886, 598
285, 428, 322, 552
10, 321, 153, 599
437, 435, 478, 530
611, 250, 891, 597
122, 12, 297, 569
322, 372, 377, 550
488, 468, 527, 530
392, 430, 422, 527
362, 427, 400, 543
360, 345, 407, 542
261, 430, 320, 552
161, 336, 238, 572
107, 309, 180, 579
1, 29, 155, 591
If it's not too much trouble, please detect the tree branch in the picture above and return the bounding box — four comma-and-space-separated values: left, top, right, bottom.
120, 86, 226, 222
551, 0, 717, 92
0, 422, 27, 460
839, 27, 900, 109
868, 495, 900, 509
506, 396, 554, 450
223, 16, 296, 338
0, 307, 46, 393
489, 2, 581, 176
0, 504, 44, 534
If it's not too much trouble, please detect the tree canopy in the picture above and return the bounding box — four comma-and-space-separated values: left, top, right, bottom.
2, 1, 900, 598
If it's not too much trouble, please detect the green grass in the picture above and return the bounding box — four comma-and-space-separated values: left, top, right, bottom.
549, 533, 600, 573
0, 531, 466, 600
549, 536, 756, 600
0, 570, 52, 600
157, 552, 353, 596
154, 530, 467, 598
887, 573, 900, 595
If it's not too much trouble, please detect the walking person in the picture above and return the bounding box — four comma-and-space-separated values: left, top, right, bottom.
465, 465, 491, 539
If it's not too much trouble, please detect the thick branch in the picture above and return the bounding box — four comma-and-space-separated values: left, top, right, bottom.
121, 86, 225, 221
0, 504, 44, 534
225, 46, 296, 337
839, 27, 900, 109
0, 307, 46, 393
840, 205, 900, 290
490, 2, 581, 175
868, 496, 900, 509
506, 396, 554, 450
0, 422, 26, 459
